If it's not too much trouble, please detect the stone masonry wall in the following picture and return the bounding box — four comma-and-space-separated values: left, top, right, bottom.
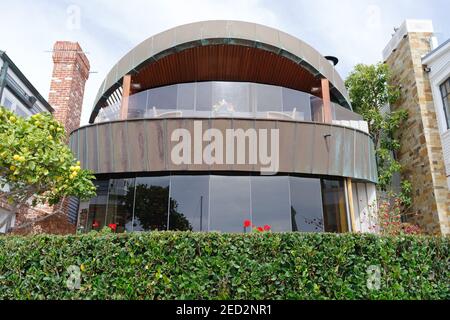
386, 32, 450, 235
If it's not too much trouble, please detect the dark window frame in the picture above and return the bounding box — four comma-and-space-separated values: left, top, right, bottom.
440, 77, 450, 130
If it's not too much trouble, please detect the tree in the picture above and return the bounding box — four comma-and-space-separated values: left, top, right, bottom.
345, 63, 411, 206
0, 107, 96, 232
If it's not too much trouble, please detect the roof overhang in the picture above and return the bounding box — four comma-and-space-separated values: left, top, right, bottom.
90, 20, 352, 123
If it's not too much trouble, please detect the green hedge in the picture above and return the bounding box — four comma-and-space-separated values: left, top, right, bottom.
0, 232, 448, 300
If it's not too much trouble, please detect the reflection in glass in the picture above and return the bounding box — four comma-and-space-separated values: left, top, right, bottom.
148, 85, 177, 110
212, 82, 250, 115
310, 96, 324, 122
321, 179, 348, 233
282, 88, 311, 120
289, 177, 324, 232
83, 175, 351, 234
209, 175, 251, 232
106, 178, 135, 232
87, 180, 109, 231
251, 176, 291, 232
128, 90, 148, 119
132, 177, 170, 231
169, 176, 209, 231
196, 82, 213, 111
177, 83, 195, 110
256, 84, 282, 112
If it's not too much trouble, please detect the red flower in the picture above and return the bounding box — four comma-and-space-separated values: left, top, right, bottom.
257, 226, 264, 232
108, 223, 117, 231
92, 220, 100, 228
263, 225, 271, 231
243, 220, 252, 228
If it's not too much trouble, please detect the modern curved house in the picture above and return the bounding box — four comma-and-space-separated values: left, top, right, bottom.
71, 21, 378, 234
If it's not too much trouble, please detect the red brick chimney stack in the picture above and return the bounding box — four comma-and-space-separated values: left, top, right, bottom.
48, 41, 90, 137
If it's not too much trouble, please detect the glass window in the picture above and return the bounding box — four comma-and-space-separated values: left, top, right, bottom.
321, 179, 348, 233
212, 82, 250, 114
209, 175, 251, 232
256, 84, 282, 112
3, 97, 13, 110
15, 104, 31, 118
282, 88, 311, 120
251, 176, 291, 232
169, 176, 209, 231
196, 82, 213, 111
289, 177, 324, 232
105, 178, 135, 232
177, 83, 195, 110
87, 180, 110, 231
133, 177, 170, 231
147, 85, 177, 110
440, 78, 450, 129
128, 90, 148, 119
310, 96, 324, 122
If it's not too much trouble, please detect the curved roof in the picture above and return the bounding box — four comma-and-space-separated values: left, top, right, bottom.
90, 20, 351, 123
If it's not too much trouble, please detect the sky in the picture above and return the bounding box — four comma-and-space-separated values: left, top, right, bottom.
0, 0, 449, 125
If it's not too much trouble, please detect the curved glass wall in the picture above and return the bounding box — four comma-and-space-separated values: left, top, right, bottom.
95, 81, 362, 123
81, 174, 351, 234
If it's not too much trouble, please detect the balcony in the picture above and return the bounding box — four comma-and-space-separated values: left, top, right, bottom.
94, 81, 367, 132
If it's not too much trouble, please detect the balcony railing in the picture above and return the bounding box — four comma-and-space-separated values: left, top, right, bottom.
95, 81, 366, 131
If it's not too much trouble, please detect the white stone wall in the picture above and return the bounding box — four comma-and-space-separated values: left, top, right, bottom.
352, 182, 377, 233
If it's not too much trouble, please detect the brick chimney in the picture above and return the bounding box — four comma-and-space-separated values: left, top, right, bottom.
48, 41, 90, 137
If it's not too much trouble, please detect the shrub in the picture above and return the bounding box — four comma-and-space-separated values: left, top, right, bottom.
0, 232, 448, 300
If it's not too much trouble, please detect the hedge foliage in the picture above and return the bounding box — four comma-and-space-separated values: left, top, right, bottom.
0, 232, 448, 300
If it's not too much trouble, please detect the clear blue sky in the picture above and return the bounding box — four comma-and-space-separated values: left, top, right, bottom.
0, 0, 449, 124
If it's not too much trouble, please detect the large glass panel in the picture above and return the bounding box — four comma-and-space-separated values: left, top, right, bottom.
310, 96, 324, 122
133, 177, 170, 231
177, 83, 195, 110
256, 84, 282, 112
212, 82, 250, 116
169, 176, 209, 231
282, 88, 311, 120
195, 82, 213, 112
289, 177, 324, 232
209, 175, 251, 232
128, 90, 148, 119
251, 176, 291, 232
147, 85, 177, 111
105, 178, 135, 232
321, 179, 348, 233
86, 180, 109, 232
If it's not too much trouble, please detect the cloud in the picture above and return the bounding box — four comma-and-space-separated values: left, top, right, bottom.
0, 0, 448, 125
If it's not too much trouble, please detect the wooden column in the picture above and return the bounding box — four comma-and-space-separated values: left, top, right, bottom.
120, 74, 132, 120
321, 78, 333, 123
346, 178, 357, 233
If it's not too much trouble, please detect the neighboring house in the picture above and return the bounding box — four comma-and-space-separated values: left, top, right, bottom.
422, 39, 450, 189
383, 20, 450, 235
0, 51, 53, 117
0, 51, 53, 233
71, 21, 377, 234
0, 43, 89, 234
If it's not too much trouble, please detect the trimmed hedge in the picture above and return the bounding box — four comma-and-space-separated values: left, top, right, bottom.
0, 232, 448, 300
